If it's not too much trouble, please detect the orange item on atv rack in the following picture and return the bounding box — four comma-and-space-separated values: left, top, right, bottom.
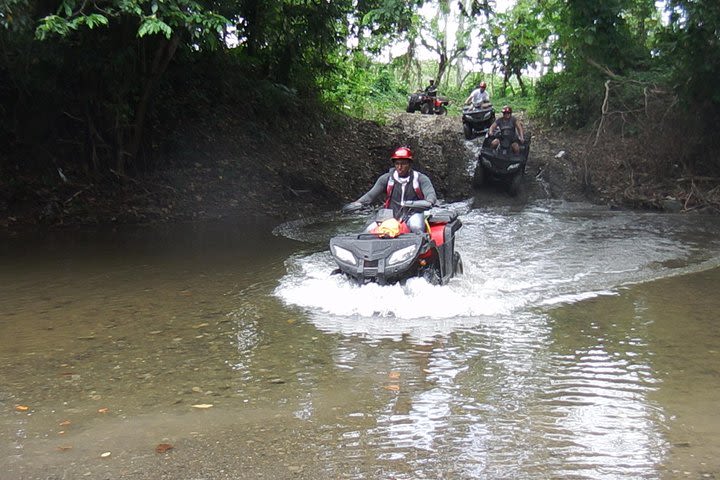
371, 218, 410, 238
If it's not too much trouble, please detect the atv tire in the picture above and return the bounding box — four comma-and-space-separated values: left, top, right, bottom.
508, 173, 523, 197
406, 103, 414, 113
463, 123, 474, 140
437, 106, 447, 115
420, 102, 432, 115
472, 163, 485, 188
422, 265, 442, 285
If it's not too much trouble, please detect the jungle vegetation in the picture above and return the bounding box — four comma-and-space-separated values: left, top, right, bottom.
1, 0, 718, 195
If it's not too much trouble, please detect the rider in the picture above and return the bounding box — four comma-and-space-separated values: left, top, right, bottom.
346, 147, 437, 234
464, 81, 490, 107
489, 105, 525, 154
424, 79, 438, 97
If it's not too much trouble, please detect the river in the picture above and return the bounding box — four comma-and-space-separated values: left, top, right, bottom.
1, 200, 719, 479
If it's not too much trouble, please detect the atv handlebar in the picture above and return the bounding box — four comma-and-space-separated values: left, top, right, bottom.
402, 199, 433, 210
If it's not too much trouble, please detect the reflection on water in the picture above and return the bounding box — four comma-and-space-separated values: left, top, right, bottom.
1, 204, 720, 479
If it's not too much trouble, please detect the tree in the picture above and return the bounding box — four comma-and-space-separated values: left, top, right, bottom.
481, 0, 548, 96
13, 0, 228, 176
415, 0, 473, 88
2, 0, 407, 178
659, 0, 720, 110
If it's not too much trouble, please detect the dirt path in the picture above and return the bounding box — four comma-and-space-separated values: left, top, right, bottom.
383, 112, 589, 207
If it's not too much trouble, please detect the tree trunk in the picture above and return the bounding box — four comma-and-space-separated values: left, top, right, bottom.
122, 34, 180, 175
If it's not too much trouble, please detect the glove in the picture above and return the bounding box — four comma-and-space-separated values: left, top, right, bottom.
402, 199, 432, 210
341, 202, 362, 214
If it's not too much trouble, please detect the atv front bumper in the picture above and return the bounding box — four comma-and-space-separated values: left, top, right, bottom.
330, 234, 426, 285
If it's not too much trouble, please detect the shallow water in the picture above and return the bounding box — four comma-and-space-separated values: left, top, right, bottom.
1, 202, 720, 479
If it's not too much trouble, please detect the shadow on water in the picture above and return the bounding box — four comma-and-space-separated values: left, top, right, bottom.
2, 204, 720, 479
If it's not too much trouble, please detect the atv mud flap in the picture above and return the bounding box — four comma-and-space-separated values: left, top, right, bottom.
435, 219, 463, 283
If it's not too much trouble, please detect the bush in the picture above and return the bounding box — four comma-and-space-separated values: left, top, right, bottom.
534, 72, 605, 128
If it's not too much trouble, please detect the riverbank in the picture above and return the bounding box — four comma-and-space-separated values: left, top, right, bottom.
1, 108, 717, 231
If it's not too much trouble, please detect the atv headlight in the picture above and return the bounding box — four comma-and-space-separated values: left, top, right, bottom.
332, 246, 357, 265
387, 245, 417, 266
507, 163, 521, 171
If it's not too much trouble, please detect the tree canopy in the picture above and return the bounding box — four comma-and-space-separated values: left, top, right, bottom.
1, 0, 718, 183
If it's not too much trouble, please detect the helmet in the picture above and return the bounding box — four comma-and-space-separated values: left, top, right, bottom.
502, 105, 512, 114
391, 147, 413, 161
428, 79, 434, 84
479, 81, 487, 89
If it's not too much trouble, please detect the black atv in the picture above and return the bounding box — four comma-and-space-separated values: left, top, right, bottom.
472, 129, 531, 197
462, 103, 495, 139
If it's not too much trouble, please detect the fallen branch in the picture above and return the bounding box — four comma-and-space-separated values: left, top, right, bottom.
593, 80, 611, 147
64, 188, 88, 205
677, 176, 720, 183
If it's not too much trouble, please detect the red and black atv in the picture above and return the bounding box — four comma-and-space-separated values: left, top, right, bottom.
330, 207, 463, 285
406, 90, 429, 113
406, 90, 449, 115
421, 96, 449, 115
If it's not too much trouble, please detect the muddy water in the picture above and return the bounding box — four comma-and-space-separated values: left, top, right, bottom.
1, 203, 719, 480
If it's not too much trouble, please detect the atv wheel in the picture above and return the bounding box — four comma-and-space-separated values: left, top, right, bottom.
437, 106, 447, 115
463, 123, 474, 140
508, 174, 523, 197
422, 265, 442, 285
472, 163, 485, 188
406, 103, 414, 113
420, 102, 432, 115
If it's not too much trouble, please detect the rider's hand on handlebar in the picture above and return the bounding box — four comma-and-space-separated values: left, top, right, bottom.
401, 199, 432, 210
341, 202, 363, 214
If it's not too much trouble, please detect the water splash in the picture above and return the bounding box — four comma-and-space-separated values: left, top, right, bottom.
273, 200, 720, 339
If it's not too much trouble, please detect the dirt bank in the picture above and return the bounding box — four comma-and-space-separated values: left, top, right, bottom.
0, 109, 703, 230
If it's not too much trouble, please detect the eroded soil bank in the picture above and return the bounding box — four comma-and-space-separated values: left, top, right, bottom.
0, 110, 714, 230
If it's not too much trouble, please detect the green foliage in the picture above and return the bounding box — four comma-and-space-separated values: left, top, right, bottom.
35, 0, 228, 43
658, 0, 720, 110
540, 0, 654, 75
317, 52, 409, 120
534, 71, 601, 128
3, 0, 720, 187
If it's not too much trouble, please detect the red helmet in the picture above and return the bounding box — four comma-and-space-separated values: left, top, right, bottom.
391, 147, 413, 161
502, 105, 512, 114
479, 81, 487, 89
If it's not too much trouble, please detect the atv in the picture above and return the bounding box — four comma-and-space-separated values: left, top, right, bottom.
421, 96, 449, 115
462, 103, 495, 139
472, 129, 532, 197
330, 207, 463, 285
406, 90, 429, 113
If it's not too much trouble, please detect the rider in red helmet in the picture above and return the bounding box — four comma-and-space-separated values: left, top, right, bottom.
489, 105, 525, 154
464, 81, 491, 107
346, 147, 437, 234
